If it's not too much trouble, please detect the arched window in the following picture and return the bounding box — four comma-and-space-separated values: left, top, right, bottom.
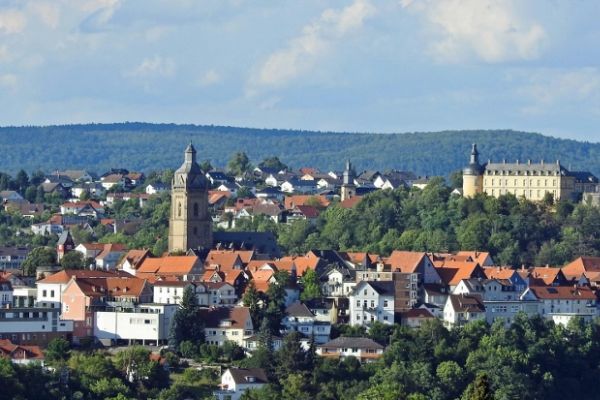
178, 202, 182, 217
193, 203, 199, 217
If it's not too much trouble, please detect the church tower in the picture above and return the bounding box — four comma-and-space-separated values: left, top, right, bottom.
462, 143, 484, 197
341, 160, 357, 201
168, 143, 212, 253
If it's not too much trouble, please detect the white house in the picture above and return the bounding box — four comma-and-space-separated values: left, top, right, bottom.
349, 281, 395, 327
145, 183, 169, 195
214, 368, 269, 400
321, 266, 356, 298
282, 302, 331, 344
205, 282, 237, 306
524, 285, 597, 326
153, 281, 194, 305
0, 279, 13, 307
201, 306, 254, 347
443, 294, 486, 328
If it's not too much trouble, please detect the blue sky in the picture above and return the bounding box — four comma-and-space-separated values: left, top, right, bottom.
0, 0, 599, 141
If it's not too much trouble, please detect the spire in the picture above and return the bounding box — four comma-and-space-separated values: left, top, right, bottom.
185, 142, 196, 164
470, 143, 479, 165
343, 159, 355, 186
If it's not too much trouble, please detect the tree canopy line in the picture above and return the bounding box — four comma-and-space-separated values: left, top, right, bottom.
1, 123, 599, 177
236, 178, 600, 268
11, 315, 600, 399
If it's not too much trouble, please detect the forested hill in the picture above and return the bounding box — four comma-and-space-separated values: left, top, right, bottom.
2, 123, 599, 176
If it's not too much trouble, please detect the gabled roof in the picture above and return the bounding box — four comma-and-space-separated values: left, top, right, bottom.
448, 294, 485, 313
227, 368, 269, 385
528, 267, 565, 286
279, 254, 321, 276
118, 249, 151, 270
435, 260, 484, 286
528, 285, 596, 300
319, 336, 384, 350
286, 302, 315, 318
0, 339, 44, 360
456, 251, 492, 265
38, 269, 132, 284
483, 266, 518, 280
385, 251, 428, 273
204, 251, 244, 270
284, 195, 330, 210
562, 256, 600, 278
352, 280, 395, 296
137, 255, 200, 276
199, 306, 251, 329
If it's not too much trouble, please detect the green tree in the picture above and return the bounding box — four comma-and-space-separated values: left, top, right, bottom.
44, 337, 71, 365
22, 247, 56, 276
258, 156, 288, 172
299, 269, 321, 301
227, 151, 252, 177
60, 251, 86, 269
462, 373, 494, 400
169, 286, 205, 351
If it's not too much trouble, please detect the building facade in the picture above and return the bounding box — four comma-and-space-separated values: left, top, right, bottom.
462, 144, 598, 201
168, 143, 212, 253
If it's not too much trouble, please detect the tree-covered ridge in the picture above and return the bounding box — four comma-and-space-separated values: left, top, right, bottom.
1, 123, 599, 176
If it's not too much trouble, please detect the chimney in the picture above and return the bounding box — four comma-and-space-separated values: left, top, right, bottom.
527, 159, 531, 165
516, 159, 520, 165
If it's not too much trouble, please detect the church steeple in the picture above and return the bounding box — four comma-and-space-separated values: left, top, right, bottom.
341, 159, 357, 202
168, 143, 212, 253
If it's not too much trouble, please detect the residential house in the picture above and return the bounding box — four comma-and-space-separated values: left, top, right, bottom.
0, 246, 30, 270
349, 281, 395, 326
117, 249, 151, 276
282, 302, 331, 344
71, 183, 105, 199
61, 274, 152, 340
527, 266, 569, 287
152, 281, 194, 305
145, 183, 169, 195
316, 337, 384, 363
305, 297, 338, 324
205, 282, 237, 306
524, 285, 597, 325
0, 339, 44, 365
443, 294, 486, 328
136, 255, 204, 282
400, 308, 435, 328
215, 368, 269, 400
201, 307, 254, 347
280, 179, 318, 194
562, 256, 600, 283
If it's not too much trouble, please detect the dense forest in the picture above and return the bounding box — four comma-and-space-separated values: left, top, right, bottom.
1, 123, 599, 176
5, 316, 600, 400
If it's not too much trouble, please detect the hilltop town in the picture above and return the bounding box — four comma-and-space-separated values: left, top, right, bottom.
1, 143, 600, 399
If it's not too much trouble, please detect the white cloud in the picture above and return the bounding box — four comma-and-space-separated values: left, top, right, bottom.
518, 68, 600, 114
253, 0, 375, 88
28, 2, 60, 29
198, 69, 221, 87
0, 9, 27, 34
406, 0, 546, 63
0, 74, 17, 89
128, 55, 176, 78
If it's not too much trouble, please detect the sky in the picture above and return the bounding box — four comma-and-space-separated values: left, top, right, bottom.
0, 0, 599, 142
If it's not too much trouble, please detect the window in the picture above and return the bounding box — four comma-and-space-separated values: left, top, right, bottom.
383, 300, 388, 307
42, 290, 47, 297
50, 290, 55, 297
370, 300, 375, 308
356, 300, 360, 307
193, 203, 199, 217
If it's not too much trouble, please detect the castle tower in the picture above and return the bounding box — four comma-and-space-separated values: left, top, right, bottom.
168, 143, 212, 253
341, 160, 357, 201
462, 143, 484, 197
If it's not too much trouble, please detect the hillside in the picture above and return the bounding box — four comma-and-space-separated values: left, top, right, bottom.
2, 123, 599, 176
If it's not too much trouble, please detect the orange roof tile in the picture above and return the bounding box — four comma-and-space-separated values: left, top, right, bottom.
284, 195, 330, 210
38, 269, 132, 284
385, 251, 427, 273
137, 255, 200, 276
339, 196, 362, 209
